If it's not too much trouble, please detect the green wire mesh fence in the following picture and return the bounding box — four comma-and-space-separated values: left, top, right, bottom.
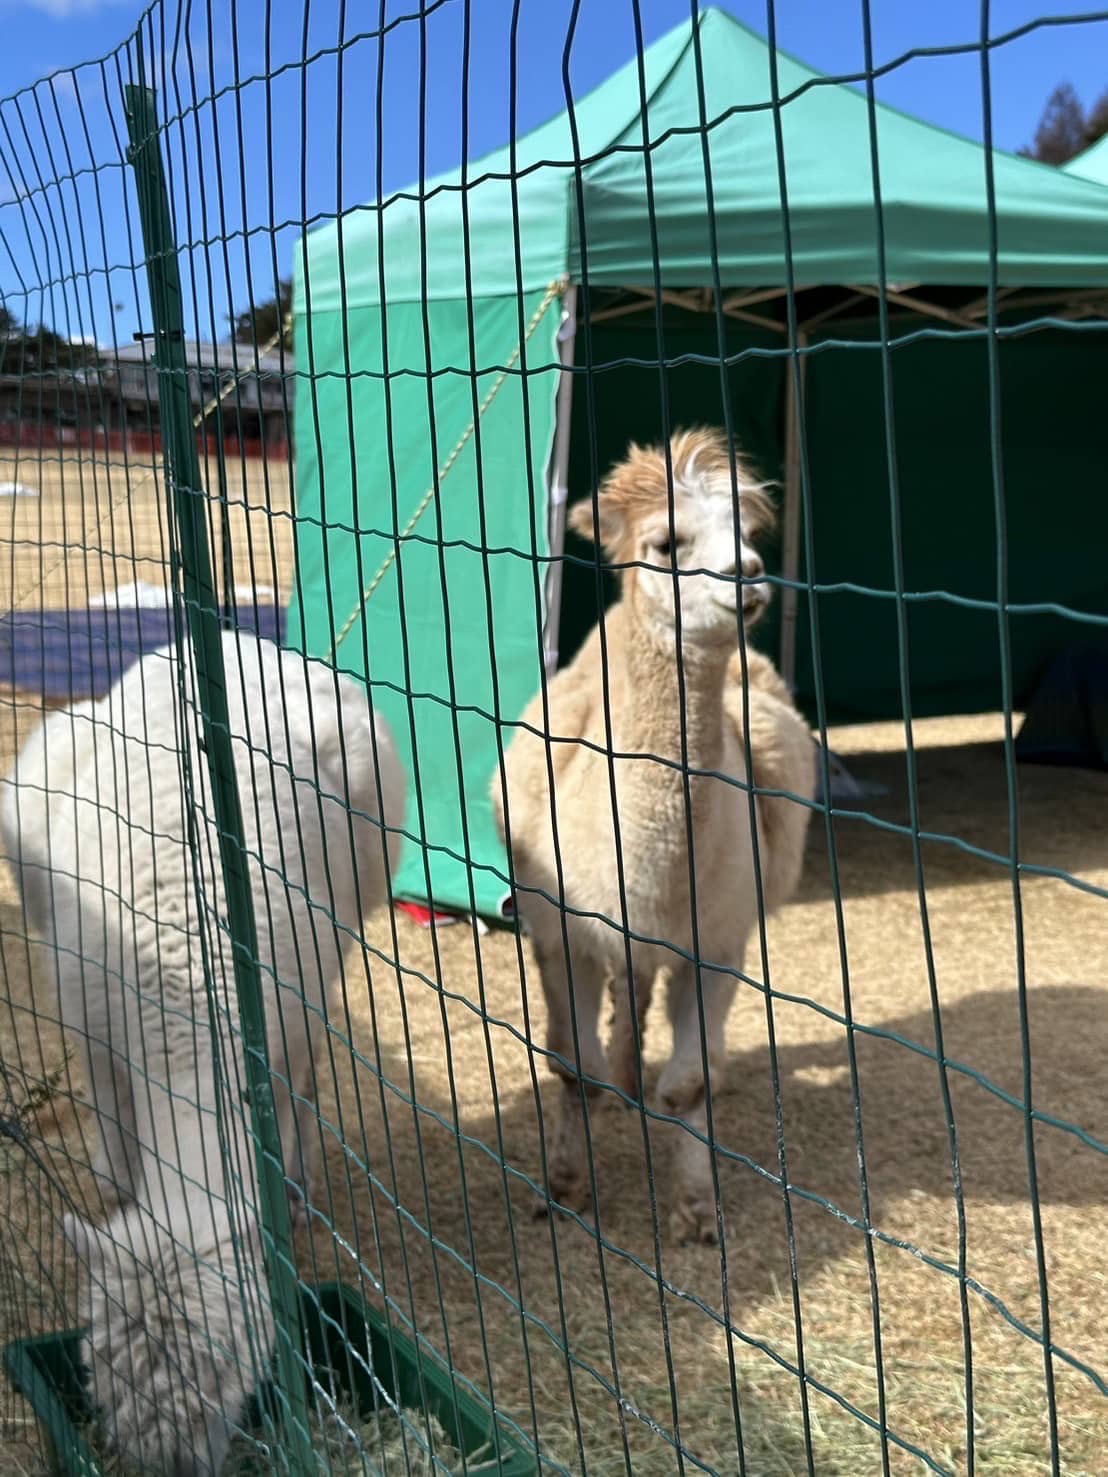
1, 2, 1107, 1474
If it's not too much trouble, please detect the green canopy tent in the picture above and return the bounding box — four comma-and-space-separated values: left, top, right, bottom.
289, 7, 1108, 917
1063, 133, 1108, 185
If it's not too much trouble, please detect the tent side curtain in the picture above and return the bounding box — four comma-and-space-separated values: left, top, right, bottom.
287, 289, 564, 916
792, 319, 1108, 723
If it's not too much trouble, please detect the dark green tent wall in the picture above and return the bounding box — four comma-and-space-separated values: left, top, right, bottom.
793, 320, 1108, 722
289, 7, 1108, 914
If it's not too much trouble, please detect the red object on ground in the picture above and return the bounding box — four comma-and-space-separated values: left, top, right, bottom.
396, 900, 461, 928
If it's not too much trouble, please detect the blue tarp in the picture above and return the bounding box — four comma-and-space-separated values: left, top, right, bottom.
0, 606, 286, 701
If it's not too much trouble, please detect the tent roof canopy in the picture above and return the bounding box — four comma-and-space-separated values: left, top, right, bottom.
299, 7, 1108, 313
1062, 132, 1108, 186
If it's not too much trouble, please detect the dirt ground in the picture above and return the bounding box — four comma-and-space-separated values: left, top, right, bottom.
0, 696, 1104, 1476
0, 459, 1105, 1473
1, 450, 295, 612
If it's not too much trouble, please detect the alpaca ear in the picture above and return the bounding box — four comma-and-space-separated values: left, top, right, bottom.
567, 496, 599, 543
62, 1211, 103, 1265
568, 496, 626, 556
742, 480, 778, 540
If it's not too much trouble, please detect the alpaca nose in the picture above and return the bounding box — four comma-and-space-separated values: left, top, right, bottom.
740, 548, 768, 615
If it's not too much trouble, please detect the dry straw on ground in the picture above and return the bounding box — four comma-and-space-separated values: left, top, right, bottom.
3, 705, 1104, 1476
1, 450, 295, 612
0, 455, 1105, 1475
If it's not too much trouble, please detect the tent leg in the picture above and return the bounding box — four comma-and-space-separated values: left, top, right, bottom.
542, 285, 577, 676
779, 328, 808, 689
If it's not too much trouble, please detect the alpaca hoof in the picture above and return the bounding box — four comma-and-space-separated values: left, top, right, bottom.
532, 1198, 576, 1226
670, 1198, 721, 1248
532, 1196, 581, 1225
657, 1077, 708, 1123
536, 1168, 589, 1222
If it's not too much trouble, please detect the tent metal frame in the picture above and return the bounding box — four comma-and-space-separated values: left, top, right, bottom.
549, 283, 1108, 687
544, 286, 578, 677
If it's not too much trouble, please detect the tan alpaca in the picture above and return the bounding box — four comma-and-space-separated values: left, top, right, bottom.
494, 428, 813, 1245
1, 635, 405, 1475
606, 642, 816, 1101
723, 644, 815, 917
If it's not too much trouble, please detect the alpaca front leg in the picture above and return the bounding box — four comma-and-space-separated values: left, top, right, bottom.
529, 926, 607, 1219
658, 964, 737, 1246
607, 955, 655, 1104
543, 1074, 603, 1221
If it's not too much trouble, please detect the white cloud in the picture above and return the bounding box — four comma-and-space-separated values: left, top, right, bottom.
46, 70, 77, 99
12, 0, 130, 15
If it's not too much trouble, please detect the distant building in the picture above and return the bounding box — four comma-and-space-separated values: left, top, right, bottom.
0, 339, 294, 456
106, 340, 294, 446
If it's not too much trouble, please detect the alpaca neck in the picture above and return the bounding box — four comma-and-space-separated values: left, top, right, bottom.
619, 604, 729, 774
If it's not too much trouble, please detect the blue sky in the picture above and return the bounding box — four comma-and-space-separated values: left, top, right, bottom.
2, 0, 1107, 347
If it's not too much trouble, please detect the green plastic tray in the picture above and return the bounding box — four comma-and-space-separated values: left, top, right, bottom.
3, 1281, 536, 1475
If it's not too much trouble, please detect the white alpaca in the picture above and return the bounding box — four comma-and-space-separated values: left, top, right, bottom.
494, 429, 814, 1245
0, 634, 405, 1475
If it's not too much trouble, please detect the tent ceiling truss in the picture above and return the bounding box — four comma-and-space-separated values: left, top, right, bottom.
585, 283, 1108, 332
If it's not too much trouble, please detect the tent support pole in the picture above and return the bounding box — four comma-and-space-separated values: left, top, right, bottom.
779, 328, 807, 690
543, 284, 577, 676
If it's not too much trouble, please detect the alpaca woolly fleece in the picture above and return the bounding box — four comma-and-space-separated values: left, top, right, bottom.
1, 634, 404, 1475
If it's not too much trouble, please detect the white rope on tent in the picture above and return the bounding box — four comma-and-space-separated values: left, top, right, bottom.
330, 277, 566, 660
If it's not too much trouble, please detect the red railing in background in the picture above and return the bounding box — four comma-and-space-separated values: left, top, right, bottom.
0, 423, 289, 461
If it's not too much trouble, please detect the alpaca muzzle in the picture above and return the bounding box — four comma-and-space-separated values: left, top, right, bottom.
742, 580, 770, 621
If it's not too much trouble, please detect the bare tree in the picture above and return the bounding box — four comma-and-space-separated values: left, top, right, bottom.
230, 278, 292, 353
1021, 82, 1087, 165
1083, 86, 1108, 150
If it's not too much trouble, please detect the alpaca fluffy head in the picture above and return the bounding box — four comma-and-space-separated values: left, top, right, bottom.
569, 428, 775, 644
289, 667, 407, 885
321, 696, 407, 889
63, 1202, 268, 1477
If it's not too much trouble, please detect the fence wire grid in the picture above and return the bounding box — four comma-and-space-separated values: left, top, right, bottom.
0, 2, 1106, 1476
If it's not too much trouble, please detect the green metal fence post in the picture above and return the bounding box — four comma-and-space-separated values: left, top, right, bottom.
122, 82, 314, 1476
